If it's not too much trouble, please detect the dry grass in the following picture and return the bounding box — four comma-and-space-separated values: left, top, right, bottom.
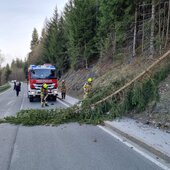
60, 54, 166, 99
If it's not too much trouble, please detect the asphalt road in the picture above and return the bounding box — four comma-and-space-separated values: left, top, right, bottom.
0, 83, 66, 118
0, 84, 164, 170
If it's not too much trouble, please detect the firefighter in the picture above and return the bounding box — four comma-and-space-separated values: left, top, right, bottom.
61, 80, 66, 99
83, 78, 93, 99
41, 83, 49, 107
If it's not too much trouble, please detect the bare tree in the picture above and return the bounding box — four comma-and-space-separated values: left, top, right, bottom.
0, 50, 4, 67
133, 5, 138, 57
142, 2, 145, 54
158, 1, 162, 54
165, 0, 170, 48
0, 50, 5, 85
84, 43, 88, 69
150, 0, 155, 58
161, 2, 166, 49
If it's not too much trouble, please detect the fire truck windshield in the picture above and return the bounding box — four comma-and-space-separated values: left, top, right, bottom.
30, 69, 56, 79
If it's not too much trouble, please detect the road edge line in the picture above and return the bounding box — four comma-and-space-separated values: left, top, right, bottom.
0, 86, 12, 96
104, 121, 170, 163
57, 98, 71, 108
98, 125, 170, 170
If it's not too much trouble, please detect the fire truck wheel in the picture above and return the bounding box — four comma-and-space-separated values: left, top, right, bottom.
52, 96, 56, 101
29, 97, 33, 102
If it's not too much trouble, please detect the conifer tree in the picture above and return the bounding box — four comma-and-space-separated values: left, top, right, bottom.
41, 7, 69, 73
4, 64, 11, 82
64, 0, 99, 69
44, 8, 58, 63
98, 0, 135, 60
30, 28, 39, 50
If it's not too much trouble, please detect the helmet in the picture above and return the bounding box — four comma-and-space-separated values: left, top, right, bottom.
43, 83, 48, 89
88, 78, 93, 83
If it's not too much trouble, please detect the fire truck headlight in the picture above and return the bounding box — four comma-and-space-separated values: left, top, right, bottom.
31, 91, 36, 95
53, 90, 58, 94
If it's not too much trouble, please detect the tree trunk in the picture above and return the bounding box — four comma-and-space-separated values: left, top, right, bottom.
133, 6, 137, 57
150, 0, 155, 58
85, 58, 88, 69
84, 43, 88, 69
111, 30, 116, 59
165, 0, 170, 48
142, 2, 145, 54
114, 31, 116, 56
158, 1, 162, 54
162, 2, 166, 48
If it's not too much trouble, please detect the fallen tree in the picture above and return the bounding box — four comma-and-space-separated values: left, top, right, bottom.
0, 51, 170, 126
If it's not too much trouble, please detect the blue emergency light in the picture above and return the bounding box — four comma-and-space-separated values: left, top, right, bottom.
29, 64, 56, 70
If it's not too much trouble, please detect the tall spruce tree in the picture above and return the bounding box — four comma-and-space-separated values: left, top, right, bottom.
98, 0, 136, 60
64, 0, 99, 69
57, 16, 70, 72
30, 28, 39, 50
42, 8, 59, 65
41, 7, 69, 73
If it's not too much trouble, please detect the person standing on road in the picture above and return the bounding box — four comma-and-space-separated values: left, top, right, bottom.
41, 83, 49, 107
61, 80, 66, 99
83, 78, 93, 99
15, 81, 21, 96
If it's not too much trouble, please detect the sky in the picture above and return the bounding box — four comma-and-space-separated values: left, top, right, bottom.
0, 0, 68, 66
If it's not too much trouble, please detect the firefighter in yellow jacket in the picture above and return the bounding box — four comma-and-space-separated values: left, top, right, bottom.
41, 83, 49, 107
83, 78, 93, 99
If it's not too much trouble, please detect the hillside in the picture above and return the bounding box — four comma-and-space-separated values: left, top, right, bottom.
62, 56, 153, 99
61, 52, 170, 130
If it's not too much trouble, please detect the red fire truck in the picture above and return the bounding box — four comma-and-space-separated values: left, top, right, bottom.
27, 64, 58, 102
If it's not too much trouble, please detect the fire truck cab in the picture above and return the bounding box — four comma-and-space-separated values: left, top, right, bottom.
27, 64, 58, 102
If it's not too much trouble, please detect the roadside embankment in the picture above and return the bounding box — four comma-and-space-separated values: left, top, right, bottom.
0, 83, 11, 94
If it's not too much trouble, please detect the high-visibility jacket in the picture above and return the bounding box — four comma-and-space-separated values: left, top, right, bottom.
83, 82, 92, 94
41, 87, 48, 97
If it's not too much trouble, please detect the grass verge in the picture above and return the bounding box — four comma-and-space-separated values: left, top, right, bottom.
0, 83, 11, 93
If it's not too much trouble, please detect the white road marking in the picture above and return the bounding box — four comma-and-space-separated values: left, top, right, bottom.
20, 90, 26, 110
0, 86, 11, 96
98, 125, 170, 170
7, 101, 15, 106
57, 99, 70, 108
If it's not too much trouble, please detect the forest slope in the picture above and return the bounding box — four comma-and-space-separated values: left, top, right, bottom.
61, 51, 170, 130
